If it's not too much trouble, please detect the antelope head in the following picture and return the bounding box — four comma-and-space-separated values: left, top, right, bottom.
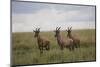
54, 27, 61, 37
66, 27, 72, 37
66, 27, 72, 34
33, 28, 40, 37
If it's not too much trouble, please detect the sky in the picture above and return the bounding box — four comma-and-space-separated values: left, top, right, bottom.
12, 1, 96, 32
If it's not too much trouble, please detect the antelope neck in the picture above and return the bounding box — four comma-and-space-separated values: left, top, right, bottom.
37, 35, 41, 42
56, 33, 62, 44
67, 33, 72, 38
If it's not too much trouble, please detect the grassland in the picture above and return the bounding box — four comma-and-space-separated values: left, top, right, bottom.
12, 29, 96, 65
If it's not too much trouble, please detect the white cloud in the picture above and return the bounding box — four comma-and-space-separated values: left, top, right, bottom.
12, 7, 95, 32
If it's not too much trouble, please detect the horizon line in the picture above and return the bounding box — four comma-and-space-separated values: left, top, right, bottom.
12, 28, 95, 33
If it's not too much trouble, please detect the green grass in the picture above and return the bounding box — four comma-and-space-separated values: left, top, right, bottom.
12, 29, 96, 65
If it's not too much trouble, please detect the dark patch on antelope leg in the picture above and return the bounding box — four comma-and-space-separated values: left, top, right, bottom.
40, 46, 43, 54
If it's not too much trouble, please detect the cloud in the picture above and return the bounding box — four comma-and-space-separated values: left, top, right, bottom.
12, 2, 95, 32
12, 1, 50, 14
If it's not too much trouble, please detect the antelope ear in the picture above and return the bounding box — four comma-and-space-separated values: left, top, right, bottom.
56, 27, 58, 30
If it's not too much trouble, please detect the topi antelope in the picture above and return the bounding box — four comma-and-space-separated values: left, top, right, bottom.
33, 28, 50, 54
54, 27, 74, 51
66, 27, 80, 48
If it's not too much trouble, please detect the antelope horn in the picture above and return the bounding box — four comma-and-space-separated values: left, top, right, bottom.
56, 27, 58, 30
38, 28, 40, 31
58, 27, 61, 30
70, 27, 72, 30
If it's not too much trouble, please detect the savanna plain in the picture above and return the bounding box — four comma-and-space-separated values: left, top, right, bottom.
12, 29, 96, 65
